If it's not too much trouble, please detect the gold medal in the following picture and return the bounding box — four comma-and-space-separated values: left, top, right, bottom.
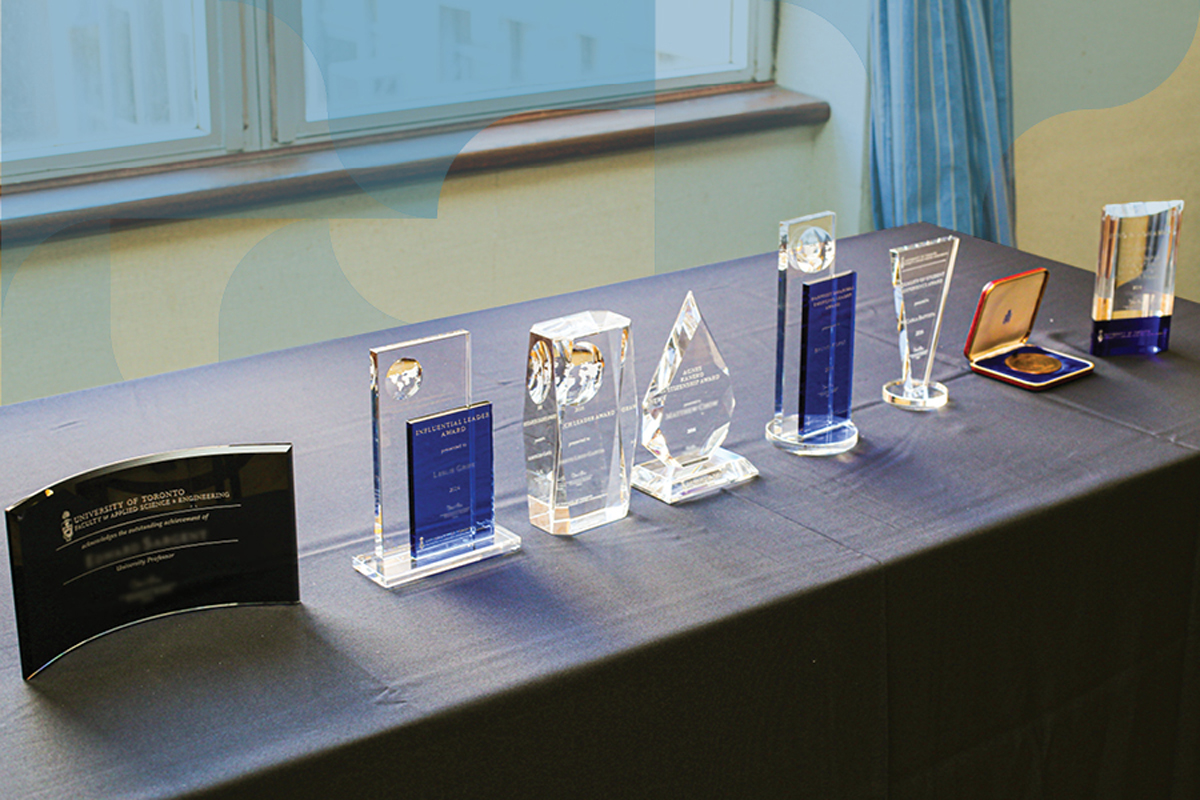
1005, 352, 1062, 375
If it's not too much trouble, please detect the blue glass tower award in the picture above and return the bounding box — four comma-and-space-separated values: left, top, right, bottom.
800, 274, 857, 435
355, 331, 519, 589
767, 211, 859, 456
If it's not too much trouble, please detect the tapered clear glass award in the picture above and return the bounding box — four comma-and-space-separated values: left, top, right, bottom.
883, 236, 959, 411
523, 311, 636, 535
632, 291, 758, 504
767, 211, 859, 456
355, 331, 520, 589
1092, 200, 1184, 356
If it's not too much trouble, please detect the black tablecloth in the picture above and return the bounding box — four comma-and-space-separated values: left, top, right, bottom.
1, 223, 1197, 799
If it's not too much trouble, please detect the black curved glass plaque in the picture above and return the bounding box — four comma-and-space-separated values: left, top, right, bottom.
5, 445, 298, 679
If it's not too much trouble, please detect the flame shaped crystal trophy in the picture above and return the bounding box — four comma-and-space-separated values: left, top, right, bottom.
523, 311, 636, 535
632, 291, 758, 504
767, 211, 859, 456
354, 330, 520, 589
883, 236, 959, 411
1092, 200, 1184, 356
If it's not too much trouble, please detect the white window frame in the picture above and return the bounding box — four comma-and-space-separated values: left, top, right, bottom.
273, 0, 776, 146
1, 0, 776, 184
3, 0, 251, 184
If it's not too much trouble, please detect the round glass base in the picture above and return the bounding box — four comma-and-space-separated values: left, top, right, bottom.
765, 416, 859, 457
882, 380, 949, 411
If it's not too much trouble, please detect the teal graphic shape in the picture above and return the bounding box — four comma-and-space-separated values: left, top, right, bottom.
1009, 0, 1200, 137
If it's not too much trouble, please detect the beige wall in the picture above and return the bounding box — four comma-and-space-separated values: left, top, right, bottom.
1014, 11, 1200, 299
0, 128, 818, 402
0, 7, 870, 404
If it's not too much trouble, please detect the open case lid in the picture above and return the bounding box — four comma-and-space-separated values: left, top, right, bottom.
964, 267, 1050, 361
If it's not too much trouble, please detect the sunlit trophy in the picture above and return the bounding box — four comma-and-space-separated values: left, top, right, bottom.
632, 291, 758, 504
766, 211, 859, 456
1092, 200, 1184, 356
523, 311, 636, 535
882, 236, 960, 410
354, 331, 520, 589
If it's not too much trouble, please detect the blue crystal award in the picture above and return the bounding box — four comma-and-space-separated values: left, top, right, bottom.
767, 211, 859, 456
1092, 200, 1184, 356
407, 403, 495, 565
354, 331, 519, 589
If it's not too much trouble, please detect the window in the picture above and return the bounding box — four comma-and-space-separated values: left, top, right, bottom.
1, 0, 234, 180
1, 0, 774, 184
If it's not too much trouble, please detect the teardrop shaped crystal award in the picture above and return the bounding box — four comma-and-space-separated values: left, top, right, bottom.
632, 291, 758, 504
354, 331, 520, 589
1092, 200, 1184, 356
767, 211, 860, 456
523, 311, 637, 535
883, 236, 959, 410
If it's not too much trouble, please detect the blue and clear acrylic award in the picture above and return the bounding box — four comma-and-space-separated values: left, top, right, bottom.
354, 331, 520, 589
1092, 200, 1184, 356
766, 211, 859, 456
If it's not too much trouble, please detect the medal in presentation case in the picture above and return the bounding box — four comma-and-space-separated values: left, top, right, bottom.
965, 268, 1093, 390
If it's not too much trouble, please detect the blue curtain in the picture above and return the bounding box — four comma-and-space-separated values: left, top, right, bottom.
870, 0, 1015, 245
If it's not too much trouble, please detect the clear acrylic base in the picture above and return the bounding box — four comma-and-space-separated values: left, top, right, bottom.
527, 497, 630, 536
632, 447, 759, 504
882, 380, 949, 411
352, 526, 521, 589
766, 415, 859, 456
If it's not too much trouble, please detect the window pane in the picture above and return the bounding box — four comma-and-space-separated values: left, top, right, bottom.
1, 0, 211, 161
301, 0, 741, 123
656, 0, 742, 76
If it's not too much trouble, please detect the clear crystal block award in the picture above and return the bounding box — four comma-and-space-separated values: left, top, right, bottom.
1092, 200, 1184, 356
632, 291, 758, 504
355, 331, 519, 589
883, 236, 960, 411
766, 211, 859, 456
523, 311, 636, 535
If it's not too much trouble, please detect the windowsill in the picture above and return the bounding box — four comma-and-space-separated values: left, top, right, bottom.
0, 84, 829, 245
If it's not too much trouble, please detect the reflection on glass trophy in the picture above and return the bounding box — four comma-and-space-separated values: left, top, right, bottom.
523, 311, 636, 535
354, 331, 520, 589
882, 236, 960, 411
1092, 200, 1184, 356
766, 211, 859, 456
632, 291, 758, 504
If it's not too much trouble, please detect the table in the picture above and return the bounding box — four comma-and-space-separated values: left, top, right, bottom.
0, 224, 1197, 799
